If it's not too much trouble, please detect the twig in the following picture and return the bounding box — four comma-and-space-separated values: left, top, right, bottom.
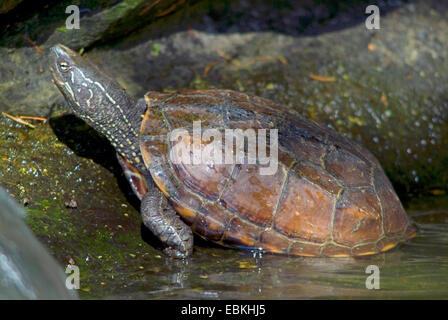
309, 73, 335, 82
203, 61, 218, 77
23, 35, 42, 54
217, 49, 231, 61
155, 0, 185, 17
187, 28, 198, 40
139, 0, 160, 16
278, 56, 287, 65
255, 56, 274, 62
19, 116, 47, 122
2, 112, 36, 128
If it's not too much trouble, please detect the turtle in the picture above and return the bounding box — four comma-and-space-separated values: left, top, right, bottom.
49, 44, 416, 258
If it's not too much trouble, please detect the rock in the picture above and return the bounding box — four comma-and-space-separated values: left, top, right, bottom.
0, 187, 77, 299
0, 114, 157, 298
0, 1, 447, 199
44, 0, 193, 50
0, 0, 189, 116
84, 0, 448, 196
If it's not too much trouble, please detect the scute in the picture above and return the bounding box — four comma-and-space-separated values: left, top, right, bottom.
374, 169, 410, 236
172, 153, 233, 200
333, 188, 382, 246
325, 147, 372, 187
274, 174, 334, 243
140, 89, 416, 257
220, 164, 285, 227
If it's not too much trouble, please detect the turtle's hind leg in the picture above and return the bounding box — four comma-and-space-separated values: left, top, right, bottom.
141, 186, 194, 258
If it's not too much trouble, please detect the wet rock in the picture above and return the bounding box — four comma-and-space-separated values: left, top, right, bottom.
0, 0, 189, 116
0, 115, 166, 298
0, 187, 77, 299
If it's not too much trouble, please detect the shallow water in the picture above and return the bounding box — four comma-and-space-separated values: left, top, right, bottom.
85, 196, 447, 300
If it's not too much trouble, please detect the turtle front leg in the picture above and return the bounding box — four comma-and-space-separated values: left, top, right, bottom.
141, 185, 194, 258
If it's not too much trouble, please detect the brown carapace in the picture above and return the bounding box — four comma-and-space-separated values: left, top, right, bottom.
138, 89, 416, 257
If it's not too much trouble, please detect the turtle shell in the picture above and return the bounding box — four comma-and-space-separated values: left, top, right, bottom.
139, 89, 416, 257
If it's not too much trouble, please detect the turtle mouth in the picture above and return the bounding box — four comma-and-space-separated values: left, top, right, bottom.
50, 67, 66, 90
49, 64, 70, 105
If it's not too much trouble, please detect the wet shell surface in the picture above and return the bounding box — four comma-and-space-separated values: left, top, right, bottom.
140, 89, 416, 257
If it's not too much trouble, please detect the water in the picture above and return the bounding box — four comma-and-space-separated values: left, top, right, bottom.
83, 196, 448, 300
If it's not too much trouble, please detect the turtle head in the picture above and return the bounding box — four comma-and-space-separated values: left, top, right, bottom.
50, 44, 138, 137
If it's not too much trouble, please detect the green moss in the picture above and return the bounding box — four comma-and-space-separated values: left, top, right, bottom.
0, 116, 157, 298
56, 26, 69, 33
104, 0, 143, 22
152, 43, 159, 57
24, 196, 155, 299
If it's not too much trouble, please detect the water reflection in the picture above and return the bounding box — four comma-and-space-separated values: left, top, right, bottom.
105, 196, 447, 300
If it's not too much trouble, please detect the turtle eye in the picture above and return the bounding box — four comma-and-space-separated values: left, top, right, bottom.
59, 61, 71, 72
